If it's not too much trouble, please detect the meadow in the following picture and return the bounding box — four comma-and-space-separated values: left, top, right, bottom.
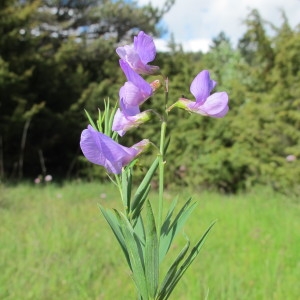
0, 182, 299, 300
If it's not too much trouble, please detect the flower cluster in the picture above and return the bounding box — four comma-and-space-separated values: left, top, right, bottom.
80, 31, 229, 174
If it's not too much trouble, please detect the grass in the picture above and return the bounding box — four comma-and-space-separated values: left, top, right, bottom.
0, 182, 299, 299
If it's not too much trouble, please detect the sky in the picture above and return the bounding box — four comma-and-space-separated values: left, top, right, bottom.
137, 0, 299, 52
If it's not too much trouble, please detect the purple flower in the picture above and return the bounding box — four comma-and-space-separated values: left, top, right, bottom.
169, 70, 229, 118
116, 31, 159, 75
119, 59, 154, 108
112, 98, 151, 136
80, 125, 150, 174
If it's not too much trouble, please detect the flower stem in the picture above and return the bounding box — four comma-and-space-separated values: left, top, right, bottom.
157, 77, 169, 239
158, 120, 166, 239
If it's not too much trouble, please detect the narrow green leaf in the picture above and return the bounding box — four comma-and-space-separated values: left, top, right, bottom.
104, 99, 110, 136
131, 157, 159, 211
115, 211, 148, 299
161, 222, 216, 300
145, 200, 159, 298
159, 196, 178, 242
133, 215, 146, 246
108, 100, 118, 135
162, 196, 178, 227
131, 184, 151, 224
84, 109, 97, 129
157, 240, 190, 300
96, 108, 104, 133
98, 205, 131, 269
159, 198, 197, 263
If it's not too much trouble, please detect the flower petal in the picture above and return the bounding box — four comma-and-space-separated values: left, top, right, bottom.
134, 31, 156, 64
190, 70, 215, 104
80, 125, 138, 173
119, 97, 140, 115
120, 82, 149, 107
210, 105, 229, 118
119, 60, 153, 107
119, 60, 152, 93
199, 92, 229, 117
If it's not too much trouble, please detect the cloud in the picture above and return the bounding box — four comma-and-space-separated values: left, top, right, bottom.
137, 0, 299, 52
153, 38, 211, 52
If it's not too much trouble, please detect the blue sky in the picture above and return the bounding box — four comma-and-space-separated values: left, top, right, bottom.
137, 0, 299, 52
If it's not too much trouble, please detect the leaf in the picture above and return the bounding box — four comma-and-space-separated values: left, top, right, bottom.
133, 215, 146, 247
160, 222, 216, 300
98, 205, 131, 269
159, 197, 197, 263
96, 108, 104, 133
84, 109, 97, 130
108, 100, 118, 139
116, 210, 149, 299
157, 239, 190, 300
131, 157, 159, 217
131, 184, 151, 224
144, 200, 159, 298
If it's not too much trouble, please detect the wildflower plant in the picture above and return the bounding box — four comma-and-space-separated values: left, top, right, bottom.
80, 31, 229, 299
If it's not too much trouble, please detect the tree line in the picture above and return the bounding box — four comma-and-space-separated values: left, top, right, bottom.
1, 1, 300, 195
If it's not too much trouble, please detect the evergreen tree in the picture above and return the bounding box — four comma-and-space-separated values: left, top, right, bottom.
0, 0, 173, 180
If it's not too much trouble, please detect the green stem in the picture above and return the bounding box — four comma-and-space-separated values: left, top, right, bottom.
157, 77, 169, 239
158, 120, 167, 239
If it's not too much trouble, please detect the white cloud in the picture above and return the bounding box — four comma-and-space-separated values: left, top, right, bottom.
182, 38, 211, 53
153, 38, 211, 52
137, 0, 299, 52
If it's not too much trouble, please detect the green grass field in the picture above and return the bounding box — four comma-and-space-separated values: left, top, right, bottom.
1, 182, 299, 300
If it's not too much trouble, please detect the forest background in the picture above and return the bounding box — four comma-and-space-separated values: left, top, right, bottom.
1, 0, 300, 195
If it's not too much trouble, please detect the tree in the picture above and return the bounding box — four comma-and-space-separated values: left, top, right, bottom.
0, 0, 174, 180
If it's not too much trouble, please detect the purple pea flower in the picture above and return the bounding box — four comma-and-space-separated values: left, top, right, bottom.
169, 70, 229, 118
119, 59, 154, 108
112, 98, 151, 137
80, 125, 150, 174
116, 31, 159, 75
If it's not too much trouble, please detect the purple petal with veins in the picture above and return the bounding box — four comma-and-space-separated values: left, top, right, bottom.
190, 70, 216, 104
80, 125, 149, 173
116, 31, 159, 74
134, 31, 156, 64
169, 70, 229, 118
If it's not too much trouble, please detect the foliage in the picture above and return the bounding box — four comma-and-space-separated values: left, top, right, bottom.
0, 0, 171, 180
137, 10, 300, 194
1, 3, 300, 194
